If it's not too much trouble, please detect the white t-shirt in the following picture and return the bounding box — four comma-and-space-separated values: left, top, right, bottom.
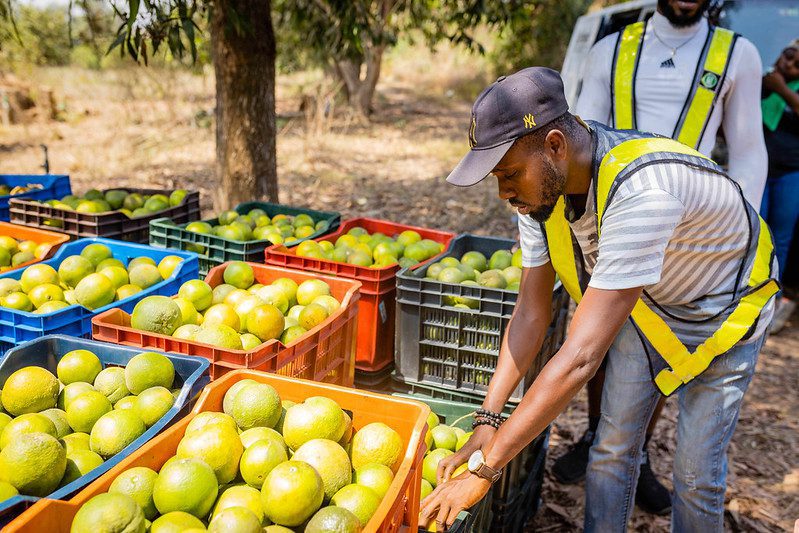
575, 12, 768, 209
519, 123, 775, 346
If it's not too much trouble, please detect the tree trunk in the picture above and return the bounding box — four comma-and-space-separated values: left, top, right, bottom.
334, 43, 384, 117
210, 0, 277, 209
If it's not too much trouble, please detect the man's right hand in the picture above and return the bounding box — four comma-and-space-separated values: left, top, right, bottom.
436, 424, 496, 485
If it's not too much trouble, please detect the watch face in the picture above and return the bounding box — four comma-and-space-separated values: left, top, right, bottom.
468, 450, 483, 471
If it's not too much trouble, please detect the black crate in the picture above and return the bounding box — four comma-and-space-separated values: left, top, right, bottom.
9, 188, 200, 244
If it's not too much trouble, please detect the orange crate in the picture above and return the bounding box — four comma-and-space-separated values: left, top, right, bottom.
7, 370, 431, 533
265, 218, 455, 372
0, 221, 69, 272
91, 262, 360, 384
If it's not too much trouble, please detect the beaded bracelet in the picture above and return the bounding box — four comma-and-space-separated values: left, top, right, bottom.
476, 408, 504, 423
472, 415, 503, 429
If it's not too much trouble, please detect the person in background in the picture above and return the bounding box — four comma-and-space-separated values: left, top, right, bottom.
553, 0, 768, 514
761, 39, 799, 333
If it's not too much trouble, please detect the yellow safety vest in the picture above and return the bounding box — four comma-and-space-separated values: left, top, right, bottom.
543, 137, 778, 396
611, 21, 737, 150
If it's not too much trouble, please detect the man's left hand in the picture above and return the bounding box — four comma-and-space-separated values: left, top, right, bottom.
419, 473, 491, 530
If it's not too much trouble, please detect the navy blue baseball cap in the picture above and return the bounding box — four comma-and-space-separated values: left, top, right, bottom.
446, 67, 570, 187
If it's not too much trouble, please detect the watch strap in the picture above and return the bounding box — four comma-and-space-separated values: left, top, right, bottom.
474, 462, 503, 483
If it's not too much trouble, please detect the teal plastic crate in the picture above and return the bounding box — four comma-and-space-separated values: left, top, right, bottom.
0, 335, 210, 525
396, 392, 549, 533
0, 238, 199, 352
149, 201, 340, 275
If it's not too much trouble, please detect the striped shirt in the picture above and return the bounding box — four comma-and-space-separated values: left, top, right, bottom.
519, 122, 775, 345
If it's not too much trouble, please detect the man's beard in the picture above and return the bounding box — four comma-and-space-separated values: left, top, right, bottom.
657, 0, 709, 28
526, 158, 565, 223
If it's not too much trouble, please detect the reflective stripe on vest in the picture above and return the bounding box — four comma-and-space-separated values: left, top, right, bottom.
612, 22, 737, 150
543, 137, 778, 396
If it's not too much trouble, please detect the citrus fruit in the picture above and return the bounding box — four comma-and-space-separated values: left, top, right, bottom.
116, 284, 142, 300
153, 457, 219, 518
246, 304, 284, 342
41, 408, 71, 438
240, 426, 285, 449
351, 422, 403, 472
19, 264, 59, 293
125, 351, 175, 394
338, 411, 353, 446
196, 324, 243, 349
128, 256, 157, 270
157, 256, 183, 280
0, 413, 10, 434
89, 409, 147, 458
254, 285, 289, 314
128, 264, 163, 290
306, 506, 362, 533
61, 449, 104, 486
172, 323, 202, 340
225, 382, 281, 430
456, 431, 471, 451
330, 484, 381, 527
104, 189, 128, 209
70, 492, 146, 533
310, 295, 340, 315
186, 412, 239, 436
397, 230, 422, 247
203, 303, 241, 331
109, 466, 159, 519
488, 250, 512, 270
1, 366, 59, 415
66, 390, 112, 433
234, 295, 264, 329
33, 300, 70, 314
224, 288, 251, 308
94, 367, 130, 403
420, 479, 433, 500
150, 511, 205, 532
177, 423, 243, 484
178, 280, 213, 311
0, 480, 18, 501
297, 303, 328, 331
354, 463, 394, 498
0, 432, 67, 496
241, 449, 287, 493
80, 244, 113, 267
261, 461, 324, 527
114, 396, 139, 412
296, 279, 331, 306
224, 262, 255, 289
75, 273, 116, 310
264, 526, 295, 533
212, 484, 266, 524
97, 258, 126, 271
461, 251, 487, 272
422, 448, 453, 487
172, 297, 199, 326
135, 386, 175, 427
28, 283, 64, 309
131, 296, 182, 335
0, 413, 57, 449
58, 382, 95, 411
209, 507, 262, 533
2, 292, 33, 311
271, 278, 299, 306
293, 439, 352, 501
280, 325, 307, 345
282, 397, 346, 450
61, 432, 91, 454
0, 279, 21, 298
96, 266, 129, 291
240, 333, 262, 350
221, 379, 258, 415
57, 349, 103, 385
212, 283, 236, 306
431, 425, 457, 451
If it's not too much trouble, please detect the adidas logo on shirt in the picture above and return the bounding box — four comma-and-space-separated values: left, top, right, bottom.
660, 58, 676, 68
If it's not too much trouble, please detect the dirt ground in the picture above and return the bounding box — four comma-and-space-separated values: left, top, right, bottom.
1, 55, 796, 531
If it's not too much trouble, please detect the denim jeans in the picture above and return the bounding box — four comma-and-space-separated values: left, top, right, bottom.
760, 170, 799, 282
584, 321, 765, 533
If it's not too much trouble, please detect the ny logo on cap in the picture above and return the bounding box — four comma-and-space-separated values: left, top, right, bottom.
523, 114, 537, 129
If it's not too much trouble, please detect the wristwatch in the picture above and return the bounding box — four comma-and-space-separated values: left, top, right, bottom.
467, 450, 502, 483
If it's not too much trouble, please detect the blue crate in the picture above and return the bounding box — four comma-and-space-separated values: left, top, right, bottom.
0, 175, 71, 221
0, 238, 199, 351
0, 335, 210, 525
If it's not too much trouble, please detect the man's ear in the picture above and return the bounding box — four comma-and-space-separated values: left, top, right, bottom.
544, 129, 568, 162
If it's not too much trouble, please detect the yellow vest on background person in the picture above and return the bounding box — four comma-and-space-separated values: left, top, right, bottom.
611, 21, 737, 150
543, 136, 778, 396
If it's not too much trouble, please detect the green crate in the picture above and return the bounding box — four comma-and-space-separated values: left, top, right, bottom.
396, 392, 549, 533
149, 201, 340, 276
